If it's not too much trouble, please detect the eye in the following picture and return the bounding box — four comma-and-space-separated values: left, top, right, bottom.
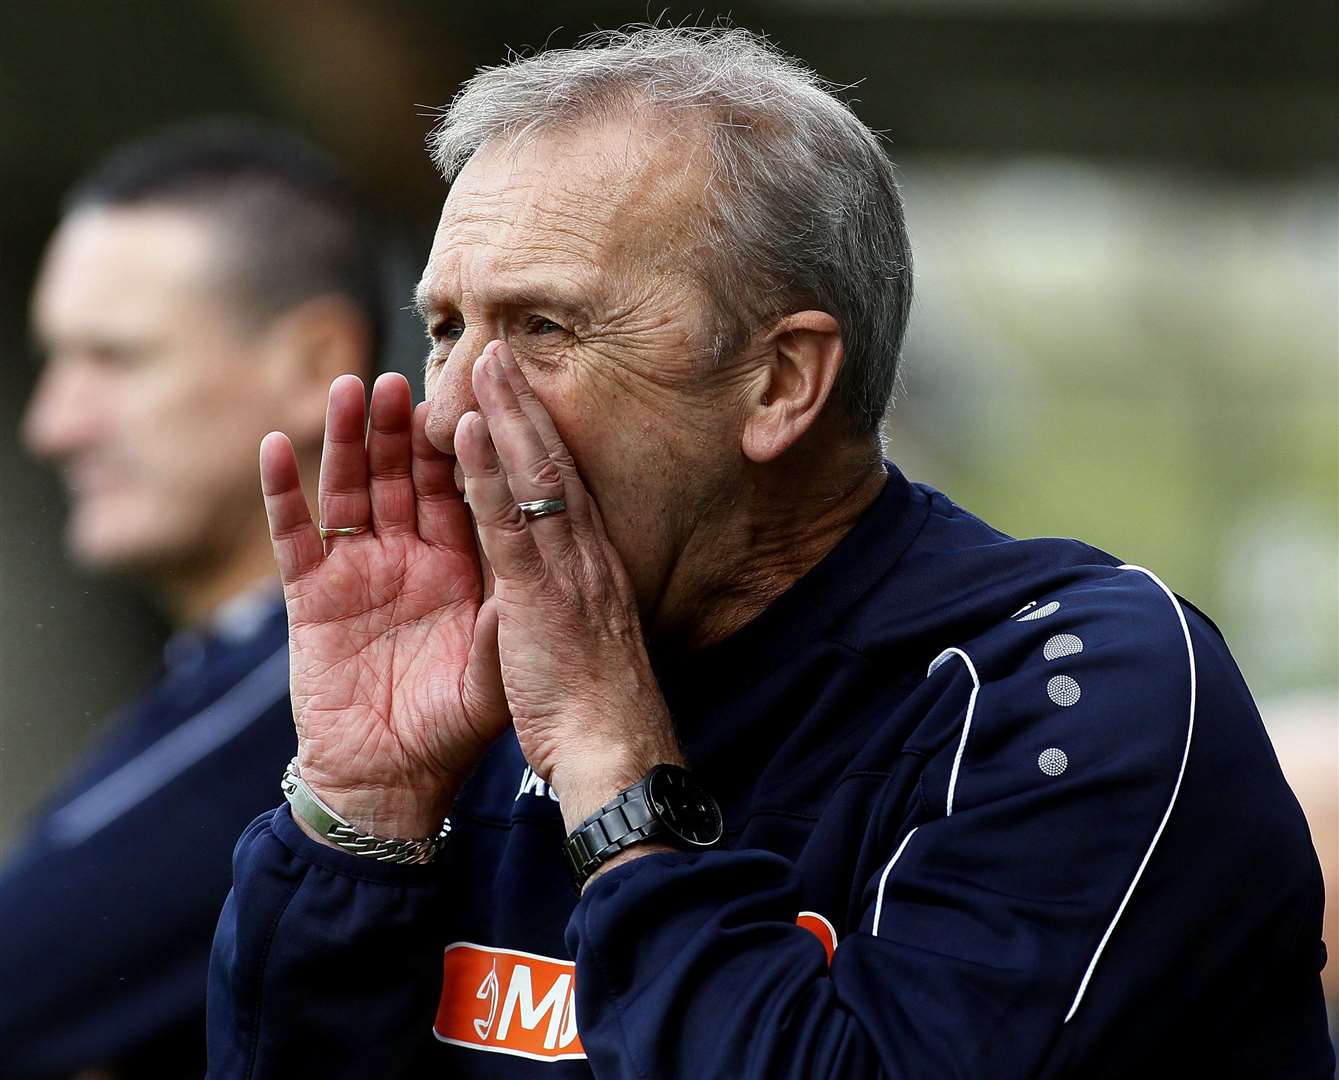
431, 318, 465, 343
526, 315, 567, 336
422, 319, 464, 373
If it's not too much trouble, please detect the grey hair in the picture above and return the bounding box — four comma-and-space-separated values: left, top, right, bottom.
430, 24, 913, 436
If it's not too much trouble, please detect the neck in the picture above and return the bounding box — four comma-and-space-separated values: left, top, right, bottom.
651, 439, 887, 654
149, 452, 322, 627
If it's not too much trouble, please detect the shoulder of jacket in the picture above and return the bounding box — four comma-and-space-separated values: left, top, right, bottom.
908, 564, 1206, 801
931, 562, 1197, 693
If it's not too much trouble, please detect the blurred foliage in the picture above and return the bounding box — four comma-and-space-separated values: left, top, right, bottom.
895, 161, 1336, 696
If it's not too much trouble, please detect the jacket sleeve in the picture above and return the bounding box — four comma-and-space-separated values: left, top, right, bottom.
564, 568, 1332, 1079
207, 805, 447, 1077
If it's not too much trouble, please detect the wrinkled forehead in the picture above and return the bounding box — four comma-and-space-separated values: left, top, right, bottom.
425, 118, 707, 297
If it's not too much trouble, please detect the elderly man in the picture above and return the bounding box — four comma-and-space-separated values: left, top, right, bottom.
208, 28, 1332, 1079
1, 125, 383, 1077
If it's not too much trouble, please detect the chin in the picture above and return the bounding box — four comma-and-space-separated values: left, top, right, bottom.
66, 536, 153, 578
64, 507, 178, 578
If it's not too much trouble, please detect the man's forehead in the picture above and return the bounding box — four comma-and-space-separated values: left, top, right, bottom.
33, 207, 229, 345
419, 119, 705, 307
39, 210, 215, 300
456, 117, 699, 212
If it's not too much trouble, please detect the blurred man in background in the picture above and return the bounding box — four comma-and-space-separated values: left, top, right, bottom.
0, 124, 385, 1078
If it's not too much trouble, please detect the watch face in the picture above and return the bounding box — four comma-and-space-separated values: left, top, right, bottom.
646, 766, 724, 848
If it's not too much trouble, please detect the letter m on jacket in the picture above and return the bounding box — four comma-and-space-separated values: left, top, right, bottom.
434, 943, 585, 1061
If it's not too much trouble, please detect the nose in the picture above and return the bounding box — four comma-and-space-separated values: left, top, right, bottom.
21, 360, 102, 463
424, 333, 493, 455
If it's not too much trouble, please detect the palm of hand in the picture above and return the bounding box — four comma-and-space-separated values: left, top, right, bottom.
286, 535, 485, 791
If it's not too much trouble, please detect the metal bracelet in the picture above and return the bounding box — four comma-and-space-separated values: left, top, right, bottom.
281, 758, 450, 865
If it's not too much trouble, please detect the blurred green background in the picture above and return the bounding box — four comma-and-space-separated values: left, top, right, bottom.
1, 0, 1334, 855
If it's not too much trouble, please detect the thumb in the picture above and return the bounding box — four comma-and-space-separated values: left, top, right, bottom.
460, 597, 510, 740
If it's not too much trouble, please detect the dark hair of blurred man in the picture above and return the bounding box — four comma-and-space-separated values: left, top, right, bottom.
0, 121, 385, 1079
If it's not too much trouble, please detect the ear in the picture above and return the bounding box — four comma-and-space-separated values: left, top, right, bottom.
259, 295, 373, 450
741, 311, 844, 464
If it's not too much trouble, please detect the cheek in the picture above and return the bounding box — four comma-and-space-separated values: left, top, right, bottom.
561, 402, 676, 535
543, 376, 721, 614
131, 367, 270, 500
553, 371, 683, 489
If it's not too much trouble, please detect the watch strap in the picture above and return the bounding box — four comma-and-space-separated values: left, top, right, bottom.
281, 758, 450, 865
563, 777, 663, 887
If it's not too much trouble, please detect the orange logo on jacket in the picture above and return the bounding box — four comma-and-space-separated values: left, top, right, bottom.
796, 910, 838, 965
434, 917, 836, 1061
434, 943, 585, 1061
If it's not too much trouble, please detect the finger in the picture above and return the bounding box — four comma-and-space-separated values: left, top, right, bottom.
455, 409, 543, 580
366, 372, 415, 535
317, 374, 372, 541
472, 345, 576, 553
260, 431, 323, 583
494, 342, 593, 533
410, 402, 475, 552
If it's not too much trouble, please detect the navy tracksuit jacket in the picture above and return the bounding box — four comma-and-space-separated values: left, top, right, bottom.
207, 466, 1333, 1078
0, 599, 295, 1078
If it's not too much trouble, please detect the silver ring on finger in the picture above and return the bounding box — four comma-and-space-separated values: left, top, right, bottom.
518, 498, 567, 521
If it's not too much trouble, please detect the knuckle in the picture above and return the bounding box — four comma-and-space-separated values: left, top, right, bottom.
480, 502, 528, 535
529, 458, 564, 490
320, 484, 369, 502
271, 521, 312, 543
369, 458, 411, 480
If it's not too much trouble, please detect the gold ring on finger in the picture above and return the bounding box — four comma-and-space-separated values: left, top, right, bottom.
319, 523, 370, 539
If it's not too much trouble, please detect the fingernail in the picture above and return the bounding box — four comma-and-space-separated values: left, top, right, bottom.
487, 351, 505, 380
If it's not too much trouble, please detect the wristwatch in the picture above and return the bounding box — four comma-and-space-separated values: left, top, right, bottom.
281, 757, 451, 865
563, 763, 724, 888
